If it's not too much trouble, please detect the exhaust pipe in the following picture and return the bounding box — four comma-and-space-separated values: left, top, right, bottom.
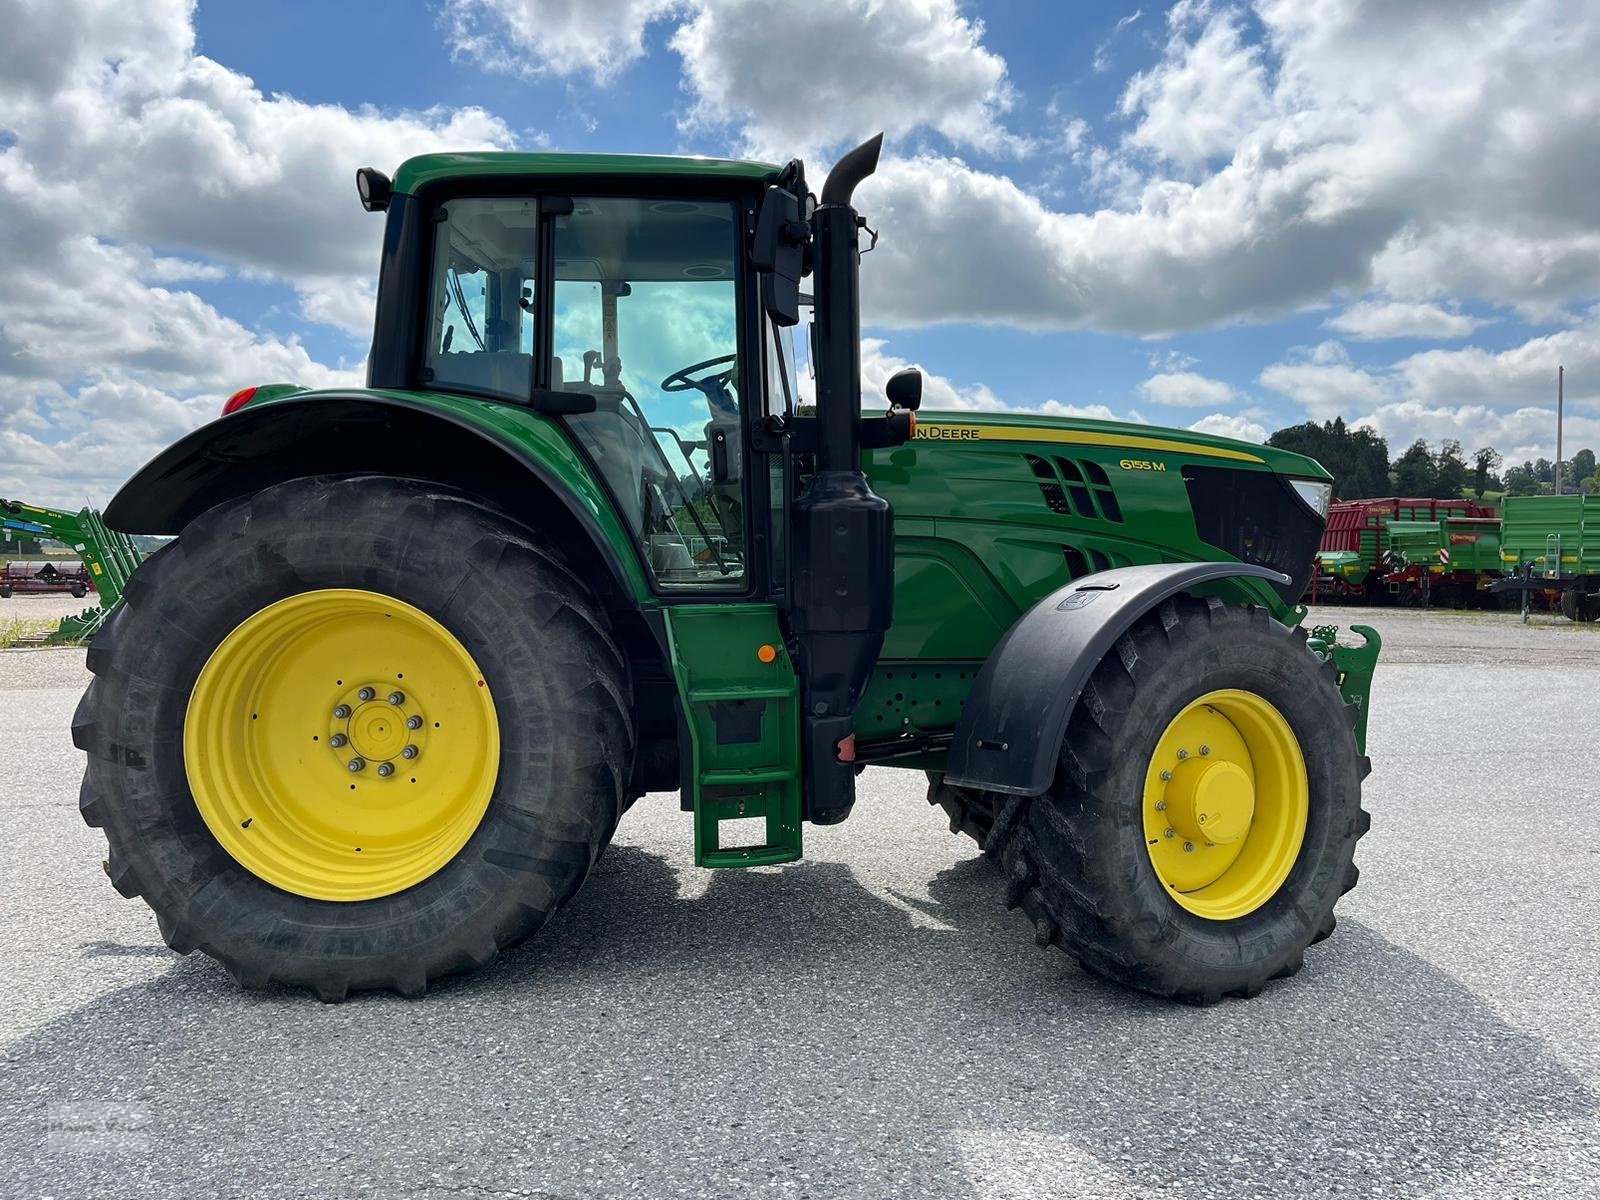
792, 134, 894, 825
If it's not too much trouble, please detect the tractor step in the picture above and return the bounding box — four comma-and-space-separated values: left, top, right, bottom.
663, 604, 803, 868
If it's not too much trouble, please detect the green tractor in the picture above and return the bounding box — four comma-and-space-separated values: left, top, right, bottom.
75, 136, 1379, 1003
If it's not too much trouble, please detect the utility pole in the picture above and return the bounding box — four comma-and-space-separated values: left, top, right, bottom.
1554, 365, 1565, 495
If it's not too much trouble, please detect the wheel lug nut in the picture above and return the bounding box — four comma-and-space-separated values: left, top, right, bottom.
1177, 749, 1189, 760
1154, 800, 1166, 811
376, 762, 394, 777
406, 715, 423, 730
1199, 744, 1211, 757
358, 687, 376, 702
348, 758, 366, 773
333, 705, 351, 720
401, 745, 419, 760
329, 733, 348, 748
388, 691, 405, 706
1164, 827, 1176, 839
1183, 841, 1195, 852
1159, 769, 1172, 782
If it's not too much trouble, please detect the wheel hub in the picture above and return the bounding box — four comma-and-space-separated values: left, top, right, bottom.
1163, 757, 1253, 844
336, 686, 426, 770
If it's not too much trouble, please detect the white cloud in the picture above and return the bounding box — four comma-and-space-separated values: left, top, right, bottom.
840, 0, 1600, 336
671, 0, 1020, 162
443, 0, 682, 85
834, 339, 1133, 425
1188, 412, 1268, 443
440, 0, 1600, 340
1139, 370, 1238, 407
1120, 1, 1271, 171
1093, 8, 1145, 74
0, 0, 509, 504
1257, 318, 1600, 460
1326, 300, 1486, 341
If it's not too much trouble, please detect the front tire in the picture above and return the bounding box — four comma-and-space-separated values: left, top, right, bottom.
74, 476, 634, 1000
989, 596, 1369, 1003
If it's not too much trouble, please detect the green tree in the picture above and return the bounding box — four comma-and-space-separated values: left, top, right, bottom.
1565, 447, 1596, 491
1391, 439, 1437, 495
1432, 439, 1469, 499
1504, 461, 1541, 496
1470, 447, 1502, 498
1266, 417, 1391, 498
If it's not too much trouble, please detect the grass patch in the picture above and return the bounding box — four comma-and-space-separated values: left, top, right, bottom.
0, 617, 67, 648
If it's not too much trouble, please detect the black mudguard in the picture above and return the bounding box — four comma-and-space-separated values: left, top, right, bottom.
943, 562, 1290, 796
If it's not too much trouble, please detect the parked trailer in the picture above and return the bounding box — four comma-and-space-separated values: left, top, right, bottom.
1310, 497, 1494, 603
1491, 493, 1600, 622
1382, 516, 1503, 607
0, 559, 92, 598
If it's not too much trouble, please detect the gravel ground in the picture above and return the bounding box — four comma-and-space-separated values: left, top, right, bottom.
1, 607, 1597, 1199
0, 593, 104, 626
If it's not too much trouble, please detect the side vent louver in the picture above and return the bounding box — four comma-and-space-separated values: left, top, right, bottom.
1061, 544, 1128, 579
1024, 455, 1070, 514
1025, 454, 1124, 524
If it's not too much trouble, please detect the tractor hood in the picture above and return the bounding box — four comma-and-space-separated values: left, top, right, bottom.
905, 410, 1329, 481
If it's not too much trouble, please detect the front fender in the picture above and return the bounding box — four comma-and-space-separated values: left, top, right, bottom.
943, 562, 1291, 796
104, 388, 651, 601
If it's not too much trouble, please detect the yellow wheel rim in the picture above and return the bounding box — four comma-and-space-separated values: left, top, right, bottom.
184, 589, 499, 901
1142, 689, 1308, 920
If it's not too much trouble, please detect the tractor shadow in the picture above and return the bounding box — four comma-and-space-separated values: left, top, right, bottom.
1, 838, 1589, 1199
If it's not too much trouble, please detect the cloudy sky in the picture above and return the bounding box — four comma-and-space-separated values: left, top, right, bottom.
2, 0, 1597, 506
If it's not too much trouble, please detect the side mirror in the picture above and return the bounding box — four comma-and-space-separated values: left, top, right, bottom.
886, 367, 923, 411
753, 184, 807, 327
355, 167, 391, 213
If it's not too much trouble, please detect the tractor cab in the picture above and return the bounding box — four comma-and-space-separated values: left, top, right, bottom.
421, 193, 753, 584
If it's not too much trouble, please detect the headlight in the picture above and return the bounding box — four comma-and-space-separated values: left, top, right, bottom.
1289, 478, 1333, 519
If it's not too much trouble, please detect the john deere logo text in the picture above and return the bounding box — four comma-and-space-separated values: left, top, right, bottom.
913, 425, 983, 441
1118, 458, 1166, 472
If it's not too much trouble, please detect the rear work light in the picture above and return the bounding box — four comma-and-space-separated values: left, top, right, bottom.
221, 386, 259, 416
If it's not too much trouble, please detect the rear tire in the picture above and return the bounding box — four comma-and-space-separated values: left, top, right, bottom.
70, 583, 87, 598
75, 476, 634, 1000
927, 772, 998, 851
987, 597, 1369, 1003
1560, 589, 1597, 622
0, 585, 10, 599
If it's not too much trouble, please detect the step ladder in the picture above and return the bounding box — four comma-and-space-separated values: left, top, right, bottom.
663, 604, 802, 868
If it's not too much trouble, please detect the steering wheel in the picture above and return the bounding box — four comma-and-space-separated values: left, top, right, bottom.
661, 353, 737, 393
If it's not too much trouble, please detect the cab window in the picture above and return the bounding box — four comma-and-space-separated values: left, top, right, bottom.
552, 197, 745, 587
424, 197, 538, 400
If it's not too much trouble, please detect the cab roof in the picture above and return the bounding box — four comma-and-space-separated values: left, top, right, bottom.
392, 152, 783, 196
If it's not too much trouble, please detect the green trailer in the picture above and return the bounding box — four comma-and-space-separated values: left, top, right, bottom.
1382, 516, 1502, 607
1493, 493, 1600, 621
1311, 497, 1492, 603
1, 500, 143, 641
74, 138, 1381, 1005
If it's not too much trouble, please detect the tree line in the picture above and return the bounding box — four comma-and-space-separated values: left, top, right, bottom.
1265, 417, 1598, 501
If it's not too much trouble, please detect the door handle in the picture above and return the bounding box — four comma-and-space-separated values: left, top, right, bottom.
711, 429, 730, 481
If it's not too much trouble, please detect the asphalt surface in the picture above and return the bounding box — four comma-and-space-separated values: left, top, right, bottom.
1, 604, 1597, 1199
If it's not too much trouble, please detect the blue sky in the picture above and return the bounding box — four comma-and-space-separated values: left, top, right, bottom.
3, 0, 1597, 504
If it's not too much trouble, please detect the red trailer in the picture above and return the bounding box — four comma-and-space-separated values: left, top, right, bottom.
0, 559, 94, 599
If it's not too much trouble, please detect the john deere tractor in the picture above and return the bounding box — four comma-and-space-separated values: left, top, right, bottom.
75, 136, 1379, 1003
